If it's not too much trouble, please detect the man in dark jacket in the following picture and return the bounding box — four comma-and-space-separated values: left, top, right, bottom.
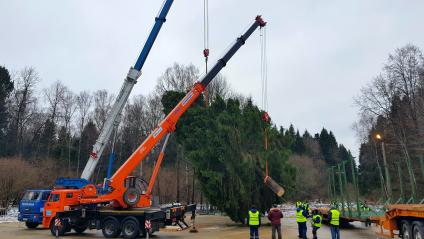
247, 205, 261, 239
268, 204, 283, 239
296, 203, 309, 239
311, 209, 322, 239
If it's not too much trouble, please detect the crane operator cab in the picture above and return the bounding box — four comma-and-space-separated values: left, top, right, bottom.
42, 189, 83, 234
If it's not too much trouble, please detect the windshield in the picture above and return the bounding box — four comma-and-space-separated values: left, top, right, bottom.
22, 191, 41, 201
49, 193, 60, 202
41, 192, 50, 201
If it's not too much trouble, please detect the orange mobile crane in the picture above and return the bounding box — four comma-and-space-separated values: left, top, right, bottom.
42, 16, 267, 239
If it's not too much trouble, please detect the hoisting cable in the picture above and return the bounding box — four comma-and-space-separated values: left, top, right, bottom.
203, 0, 210, 107
260, 26, 270, 151
260, 26, 268, 114
259, 25, 284, 197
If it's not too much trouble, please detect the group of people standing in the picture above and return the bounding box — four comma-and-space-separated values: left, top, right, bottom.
296, 201, 341, 239
247, 202, 341, 239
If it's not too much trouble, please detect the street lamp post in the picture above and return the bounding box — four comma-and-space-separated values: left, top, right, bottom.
375, 133, 392, 203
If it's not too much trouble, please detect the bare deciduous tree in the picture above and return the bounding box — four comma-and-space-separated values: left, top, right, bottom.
61, 88, 76, 133
44, 81, 66, 123
156, 63, 199, 95
206, 73, 231, 101
8, 67, 39, 155
76, 91, 92, 176
93, 90, 114, 130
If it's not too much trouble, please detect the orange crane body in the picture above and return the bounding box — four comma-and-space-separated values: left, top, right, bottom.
42, 16, 266, 230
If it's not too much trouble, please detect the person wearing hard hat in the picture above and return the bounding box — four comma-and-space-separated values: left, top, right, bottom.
328, 206, 341, 239
247, 205, 261, 239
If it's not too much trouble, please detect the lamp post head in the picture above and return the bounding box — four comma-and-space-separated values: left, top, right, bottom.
375, 133, 382, 141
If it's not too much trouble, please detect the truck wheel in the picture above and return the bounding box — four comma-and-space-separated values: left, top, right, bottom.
25, 221, 39, 229
412, 221, 424, 239
122, 218, 140, 239
123, 188, 141, 207
402, 220, 412, 239
102, 217, 121, 238
49, 218, 69, 236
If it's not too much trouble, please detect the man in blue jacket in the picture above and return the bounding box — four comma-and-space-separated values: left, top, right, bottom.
296, 203, 309, 239
310, 209, 322, 239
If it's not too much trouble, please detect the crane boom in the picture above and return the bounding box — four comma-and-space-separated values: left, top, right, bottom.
107, 16, 267, 194
81, 0, 174, 180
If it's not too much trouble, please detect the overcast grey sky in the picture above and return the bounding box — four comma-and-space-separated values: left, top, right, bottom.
1, 0, 424, 158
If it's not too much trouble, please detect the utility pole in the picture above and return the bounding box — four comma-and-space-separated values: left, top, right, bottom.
350, 158, 361, 217
380, 141, 392, 203
396, 161, 404, 203
342, 161, 352, 217
328, 169, 333, 199
331, 166, 337, 203
337, 164, 345, 216
375, 133, 391, 203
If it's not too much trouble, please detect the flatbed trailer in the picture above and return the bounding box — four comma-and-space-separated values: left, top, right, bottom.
53, 203, 195, 238
318, 207, 377, 226
371, 204, 424, 238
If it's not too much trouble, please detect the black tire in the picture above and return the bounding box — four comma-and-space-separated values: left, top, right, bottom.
102, 217, 121, 238
412, 221, 424, 239
25, 221, 39, 229
123, 188, 141, 207
402, 220, 413, 239
122, 218, 140, 239
49, 218, 69, 236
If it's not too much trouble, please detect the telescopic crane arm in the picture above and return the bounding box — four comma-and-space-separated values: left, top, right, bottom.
81, 0, 175, 180
107, 16, 267, 199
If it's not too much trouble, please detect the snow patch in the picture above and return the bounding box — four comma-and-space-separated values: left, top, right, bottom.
0, 207, 18, 223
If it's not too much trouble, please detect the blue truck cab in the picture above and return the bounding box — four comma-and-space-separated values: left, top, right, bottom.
18, 189, 51, 228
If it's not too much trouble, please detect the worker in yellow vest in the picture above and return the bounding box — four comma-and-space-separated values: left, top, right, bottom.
296, 202, 309, 239
328, 206, 341, 239
311, 209, 322, 239
247, 205, 261, 239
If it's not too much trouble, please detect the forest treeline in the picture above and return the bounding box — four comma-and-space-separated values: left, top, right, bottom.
0, 63, 353, 221
355, 44, 424, 201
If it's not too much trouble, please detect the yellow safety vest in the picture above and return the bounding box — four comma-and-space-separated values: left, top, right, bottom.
330, 209, 340, 226
311, 215, 322, 228
296, 209, 307, 223
249, 210, 260, 226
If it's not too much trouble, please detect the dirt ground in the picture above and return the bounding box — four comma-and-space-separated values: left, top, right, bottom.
0, 215, 379, 239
